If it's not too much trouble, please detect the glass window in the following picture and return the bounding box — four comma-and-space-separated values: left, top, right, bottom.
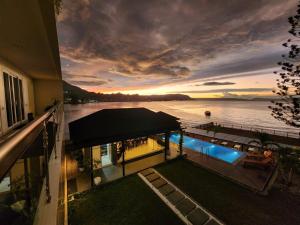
13, 77, 21, 122
9, 75, 16, 124
2, 72, 25, 128
19, 79, 25, 120
3, 72, 13, 127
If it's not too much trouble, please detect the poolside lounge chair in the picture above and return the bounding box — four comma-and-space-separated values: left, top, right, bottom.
247, 147, 258, 152
94, 176, 101, 185
221, 141, 228, 146
247, 150, 272, 160
233, 144, 241, 150
243, 157, 273, 170
211, 139, 218, 143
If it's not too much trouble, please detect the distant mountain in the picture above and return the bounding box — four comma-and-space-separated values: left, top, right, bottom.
63, 81, 192, 103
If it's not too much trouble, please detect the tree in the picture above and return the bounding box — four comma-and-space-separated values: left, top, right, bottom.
269, 2, 300, 128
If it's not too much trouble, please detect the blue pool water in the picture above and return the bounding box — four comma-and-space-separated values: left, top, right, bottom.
170, 134, 245, 164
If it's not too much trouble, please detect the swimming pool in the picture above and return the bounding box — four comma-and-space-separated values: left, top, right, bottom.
170, 134, 245, 164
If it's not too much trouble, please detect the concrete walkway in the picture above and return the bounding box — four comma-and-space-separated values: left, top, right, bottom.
139, 168, 224, 225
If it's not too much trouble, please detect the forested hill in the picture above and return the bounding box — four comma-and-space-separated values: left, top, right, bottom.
63, 81, 192, 103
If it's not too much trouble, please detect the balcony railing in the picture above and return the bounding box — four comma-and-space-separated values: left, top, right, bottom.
0, 102, 62, 180
0, 102, 65, 225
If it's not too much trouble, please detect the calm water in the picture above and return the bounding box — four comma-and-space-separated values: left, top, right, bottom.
170, 133, 245, 163
64, 100, 299, 138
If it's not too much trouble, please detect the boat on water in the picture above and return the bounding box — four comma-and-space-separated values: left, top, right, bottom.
205, 111, 211, 117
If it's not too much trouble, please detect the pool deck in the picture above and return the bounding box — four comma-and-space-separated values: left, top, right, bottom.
181, 133, 275, 192
174, 130, 276, 192
185, 149, 272, 191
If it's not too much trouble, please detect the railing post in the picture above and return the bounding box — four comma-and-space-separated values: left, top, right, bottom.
53, 113, 57, 159
90, 147, 94, 187
179, 130, 183, 156
56, 105, 60, 142
121, 141, 125, 177
43, 121, 51, 203
24, 158, 31, 210
164, 132, 170, 160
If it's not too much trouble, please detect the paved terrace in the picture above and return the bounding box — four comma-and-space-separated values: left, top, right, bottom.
184, 149, 272, 192
139, 168, 223, 225
184, 128, 275, 192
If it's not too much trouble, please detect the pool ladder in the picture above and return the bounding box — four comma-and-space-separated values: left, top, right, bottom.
201, 146, 210, 159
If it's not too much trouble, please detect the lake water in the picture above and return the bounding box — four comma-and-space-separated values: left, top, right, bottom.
64, 100, 299, 138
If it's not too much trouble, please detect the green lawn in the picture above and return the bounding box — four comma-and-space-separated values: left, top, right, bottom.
156, 159, 300, 225
68, 175, 184, 225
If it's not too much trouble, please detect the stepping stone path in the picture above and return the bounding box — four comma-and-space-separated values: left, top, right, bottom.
139, 168, 224, 225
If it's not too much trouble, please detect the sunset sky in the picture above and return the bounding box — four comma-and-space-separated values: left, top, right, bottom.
57, 0, 296, 98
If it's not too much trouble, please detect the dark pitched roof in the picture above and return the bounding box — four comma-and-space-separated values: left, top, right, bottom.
156, 111, 179, 120
69, 108, 181, 147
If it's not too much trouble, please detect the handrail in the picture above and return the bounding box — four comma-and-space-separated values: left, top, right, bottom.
214, 122, 300, 139
0, 102, 62, 181
189, 119, 300, 139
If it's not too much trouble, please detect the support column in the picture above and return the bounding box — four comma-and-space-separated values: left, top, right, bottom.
90, 147, 94, 187
121, 141, 126, 177
164, 132, 170, 161
179, 130, 183, 157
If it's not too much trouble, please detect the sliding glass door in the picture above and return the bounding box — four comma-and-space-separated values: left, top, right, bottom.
3, 72, 25, 128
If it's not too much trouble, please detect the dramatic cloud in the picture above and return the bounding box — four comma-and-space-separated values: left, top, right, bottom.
63, 72, 108, 87
68, 80, 107, 86
199, 82, 236, 86
63, 73, 98, 79
57, 0, 296, 92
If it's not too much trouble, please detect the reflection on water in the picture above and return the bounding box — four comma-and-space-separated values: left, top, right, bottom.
64, 100, 299, 138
